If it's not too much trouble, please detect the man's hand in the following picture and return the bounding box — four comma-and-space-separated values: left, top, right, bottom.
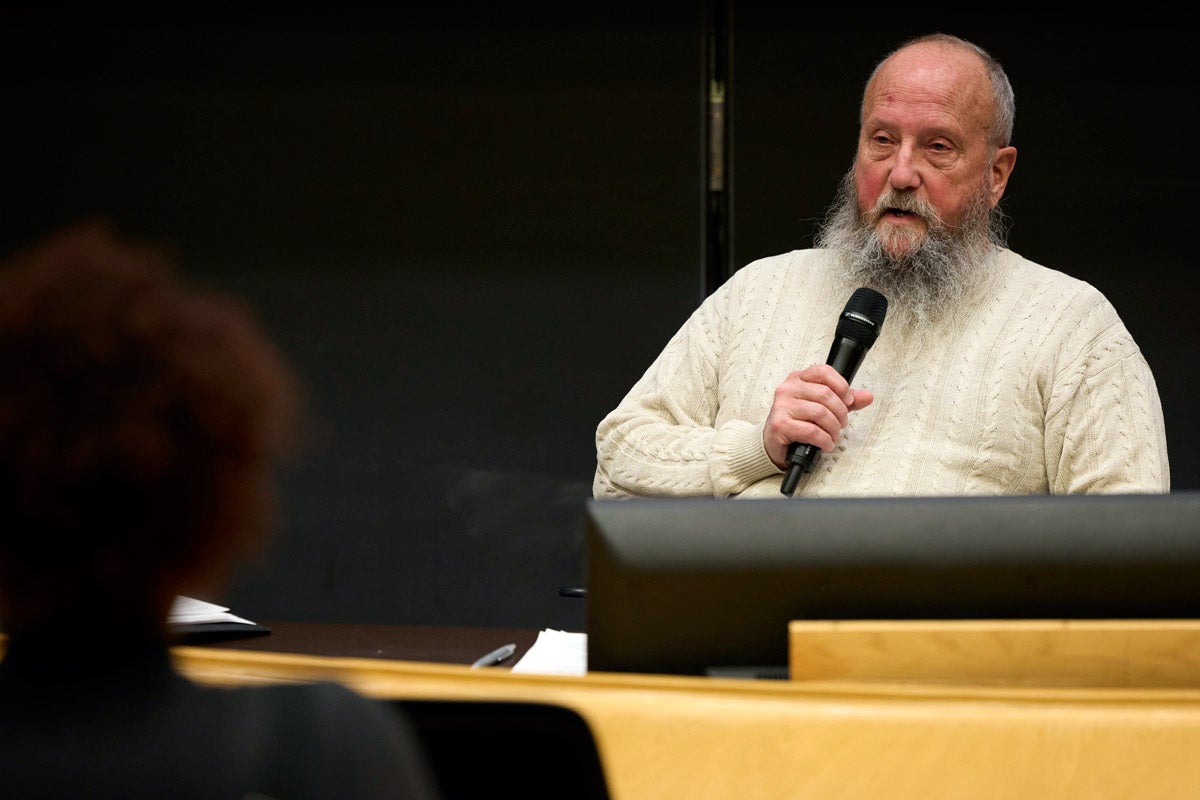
762, 363, 875, 470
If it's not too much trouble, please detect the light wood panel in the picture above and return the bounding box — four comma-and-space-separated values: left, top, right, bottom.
788, 619, 1200, 687
173, 643, 1200, 800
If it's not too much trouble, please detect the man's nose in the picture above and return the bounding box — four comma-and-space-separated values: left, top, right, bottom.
888, 144, 921, 191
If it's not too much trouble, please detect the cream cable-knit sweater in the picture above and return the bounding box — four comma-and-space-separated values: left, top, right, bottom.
594, 248, 1169, 498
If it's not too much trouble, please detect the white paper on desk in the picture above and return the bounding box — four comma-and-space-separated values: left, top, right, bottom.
168, 595, 257, 627
510, 628, 587, 676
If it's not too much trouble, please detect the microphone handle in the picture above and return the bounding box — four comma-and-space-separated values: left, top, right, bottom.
780, 337, 870, 497
779, 455, 811, 497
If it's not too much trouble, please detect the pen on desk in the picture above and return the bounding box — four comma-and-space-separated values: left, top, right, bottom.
470, 642, 516, 668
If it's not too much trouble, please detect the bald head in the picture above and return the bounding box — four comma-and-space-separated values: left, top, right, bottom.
849, 32, 1018, 260
865, 33, 1015, 149
816, 34, 1019, 326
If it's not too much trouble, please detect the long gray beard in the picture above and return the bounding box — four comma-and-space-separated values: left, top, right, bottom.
815, 169, 1007, 329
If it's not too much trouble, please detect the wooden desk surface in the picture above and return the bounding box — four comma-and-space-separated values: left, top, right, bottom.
199, 620, 541, 666
168, 619, 1200, 799
173, 640, 1200, 800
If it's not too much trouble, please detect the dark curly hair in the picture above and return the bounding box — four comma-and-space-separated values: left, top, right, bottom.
0, 220, 301, 634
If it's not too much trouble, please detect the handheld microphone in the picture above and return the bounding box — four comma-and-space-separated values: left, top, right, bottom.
780, 287, 888, 497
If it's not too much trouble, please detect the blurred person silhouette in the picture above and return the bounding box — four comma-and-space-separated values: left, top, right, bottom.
0, 220, 440, 800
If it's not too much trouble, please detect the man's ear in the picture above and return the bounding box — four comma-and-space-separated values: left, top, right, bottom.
989, 146, 1018, 206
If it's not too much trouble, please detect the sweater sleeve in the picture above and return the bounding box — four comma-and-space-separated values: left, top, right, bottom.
1042, 291, 1170, 494
593, 278, 780, 499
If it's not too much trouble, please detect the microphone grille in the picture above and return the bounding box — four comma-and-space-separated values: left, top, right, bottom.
836, 287, 888, 345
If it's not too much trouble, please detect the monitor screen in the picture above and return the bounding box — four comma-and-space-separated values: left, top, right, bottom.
584, 493, 1200, 677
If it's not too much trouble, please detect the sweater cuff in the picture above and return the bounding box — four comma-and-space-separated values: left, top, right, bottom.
711, 420, 781, 496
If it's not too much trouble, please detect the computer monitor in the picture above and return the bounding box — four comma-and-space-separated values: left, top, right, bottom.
584, 493, 1200, 677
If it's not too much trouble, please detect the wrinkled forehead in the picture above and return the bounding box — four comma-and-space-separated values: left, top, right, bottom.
862, 42, 995, 137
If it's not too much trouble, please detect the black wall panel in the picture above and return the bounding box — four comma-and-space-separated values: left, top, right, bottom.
1, 10, 705, 630
2, 9, 1195, 634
